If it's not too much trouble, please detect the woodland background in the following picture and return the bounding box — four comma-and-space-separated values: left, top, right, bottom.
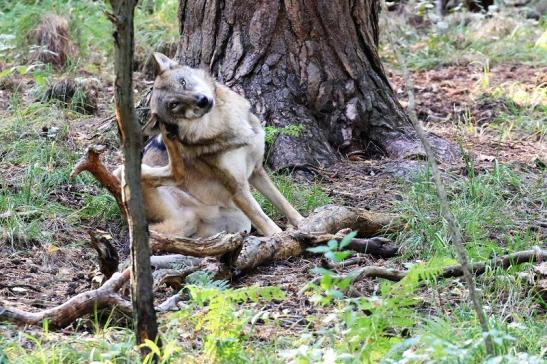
0, 0, 546, 363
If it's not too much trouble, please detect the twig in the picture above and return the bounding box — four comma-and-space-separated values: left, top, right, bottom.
307, 248, 546, 287
386, 12, 494, 353
156, 294, 185, 312
322, 256, 369, 269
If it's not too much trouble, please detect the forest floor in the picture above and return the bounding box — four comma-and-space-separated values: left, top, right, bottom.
0, 2, 546, 363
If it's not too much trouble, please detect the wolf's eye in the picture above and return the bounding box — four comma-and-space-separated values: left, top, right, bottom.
168, 101, 179, 110
179, 78, 186, 88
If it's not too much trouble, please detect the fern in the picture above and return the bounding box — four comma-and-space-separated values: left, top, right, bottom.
185, 271, 230, 290
186, 284, 285, 363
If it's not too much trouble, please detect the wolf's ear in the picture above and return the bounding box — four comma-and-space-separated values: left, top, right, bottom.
152, 52, 179, 74
142, 113, 160, 136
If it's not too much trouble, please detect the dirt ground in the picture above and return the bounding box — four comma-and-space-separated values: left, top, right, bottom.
1, 62, 545, 332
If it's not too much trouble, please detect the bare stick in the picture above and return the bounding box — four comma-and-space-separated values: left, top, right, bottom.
307, 248, 546, 286
0, 269, 131, 327
387, 15, 494, 354
156, 294, 185, 312
149, 231, 245, 257
106, 0, 159, 353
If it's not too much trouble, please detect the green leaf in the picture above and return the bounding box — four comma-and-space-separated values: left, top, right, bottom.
339, 231, 358, 249
307, 245, 331, 254
327, 239, 338, 250
333, 251, 352, 262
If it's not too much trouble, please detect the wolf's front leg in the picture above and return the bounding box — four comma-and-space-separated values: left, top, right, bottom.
250, 167, 304, 227
231, 185, 282, 236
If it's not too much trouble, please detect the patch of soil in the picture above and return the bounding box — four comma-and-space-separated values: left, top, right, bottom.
388, 63, 547, 126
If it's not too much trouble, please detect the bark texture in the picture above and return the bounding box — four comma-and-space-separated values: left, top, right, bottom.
176, 0, 458, 171
107, 0, 159, 350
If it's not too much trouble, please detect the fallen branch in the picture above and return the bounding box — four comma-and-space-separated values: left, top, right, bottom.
156, 294, 184, 312
150, 254, 202, 269
150, 231, 244, 257
307, 248, 546, 287
0, 269, 131, 328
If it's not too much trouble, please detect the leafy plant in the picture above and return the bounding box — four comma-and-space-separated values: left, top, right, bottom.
295, 239, 456, 363
183, 274, 285, 363
264, 124, 305, 146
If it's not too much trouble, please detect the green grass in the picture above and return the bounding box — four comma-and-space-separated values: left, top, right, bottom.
0, 0, 178, 75
382, 12, 547, 71
0, 101, 120, 248
394, 161, 544, 259
0, 324, 138, 363
384, 314, 546, 363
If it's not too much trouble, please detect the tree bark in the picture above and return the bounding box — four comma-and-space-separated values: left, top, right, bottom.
175, 0, 458, 171
107, 0, 160, 354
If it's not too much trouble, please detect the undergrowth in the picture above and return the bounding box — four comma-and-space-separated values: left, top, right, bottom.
394, 160, 544, 259
0, 100, 120, 248
382, 11, 546, 70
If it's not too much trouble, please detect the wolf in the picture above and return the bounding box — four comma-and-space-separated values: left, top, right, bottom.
129, 53, 303, 237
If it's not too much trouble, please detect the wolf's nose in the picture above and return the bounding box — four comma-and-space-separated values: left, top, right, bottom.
196, 95, 212, 109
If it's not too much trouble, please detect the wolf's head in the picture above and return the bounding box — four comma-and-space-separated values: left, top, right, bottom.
145, 53, 215, 135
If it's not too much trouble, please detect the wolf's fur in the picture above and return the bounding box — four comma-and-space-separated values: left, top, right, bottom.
132, 53, 303, 237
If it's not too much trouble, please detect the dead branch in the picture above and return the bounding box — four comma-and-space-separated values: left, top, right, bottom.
307, 248, 546, 287
150, 254, 202, 269
150, 231, 244, 257
298, 205, 400, 236
0, 269, 131, 328
156, 294, 184, 312
70, 145, 124, 216
149, 227, 399, 278
322, 256, 369, 269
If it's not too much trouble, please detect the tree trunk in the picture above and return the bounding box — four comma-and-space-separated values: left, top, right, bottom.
107, 0, 160, 356
175, 0, 458, 171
